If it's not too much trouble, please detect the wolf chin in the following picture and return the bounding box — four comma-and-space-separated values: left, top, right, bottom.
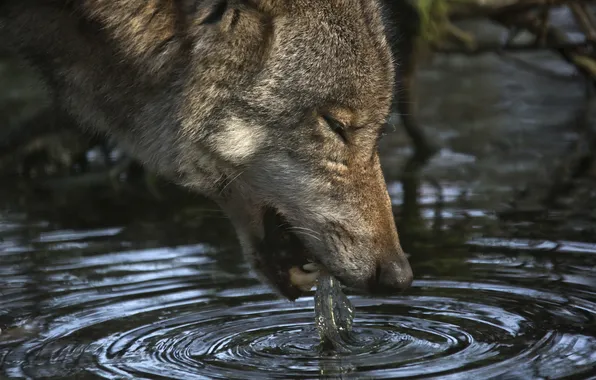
0, 0, 413, 300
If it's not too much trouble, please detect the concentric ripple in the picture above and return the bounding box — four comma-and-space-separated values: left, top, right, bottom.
64, 288, 596, 379
2, 208, 596, 379
2, 268, 596, 378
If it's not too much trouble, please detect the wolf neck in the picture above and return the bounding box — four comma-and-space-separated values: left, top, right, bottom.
0, 1, 189, 177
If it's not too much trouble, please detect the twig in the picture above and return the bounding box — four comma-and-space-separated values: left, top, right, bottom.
493, 9, 596, 80
569, 2, 596, 42
537, 3, 551, 46
449, 0, 596, 20
433, 40, 591, 54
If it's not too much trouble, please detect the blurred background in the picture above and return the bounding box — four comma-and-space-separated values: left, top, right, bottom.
1, 2, 596, 379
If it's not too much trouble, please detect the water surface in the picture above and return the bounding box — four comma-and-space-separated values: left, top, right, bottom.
2, 20, 596, 380
1, 177, 595, 379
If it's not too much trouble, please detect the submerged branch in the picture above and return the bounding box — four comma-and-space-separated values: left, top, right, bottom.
448, 0, 596, 19
433, 40, 591, 54
412, 0, 596, 81
569, 2, 596, 41
493, 9, 596, 79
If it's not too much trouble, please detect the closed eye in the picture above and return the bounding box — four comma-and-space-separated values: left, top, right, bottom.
322, 114, 348, 143
200, 0, 229, 25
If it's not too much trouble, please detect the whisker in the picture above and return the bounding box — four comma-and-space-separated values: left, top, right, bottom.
218, 170, 244, 196
287, 228, 322, 242
287, 226, 322, 238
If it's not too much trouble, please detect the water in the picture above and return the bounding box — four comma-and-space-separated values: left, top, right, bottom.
1, 170, 595, 379
2, 17, 596, 380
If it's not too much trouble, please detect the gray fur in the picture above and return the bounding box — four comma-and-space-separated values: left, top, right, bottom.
0, 0, 413, 300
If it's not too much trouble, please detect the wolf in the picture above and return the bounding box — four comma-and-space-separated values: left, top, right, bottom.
0, 0, 413, 301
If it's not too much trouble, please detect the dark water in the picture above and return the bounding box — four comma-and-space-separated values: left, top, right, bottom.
2, 18, 596, 380
1, 177, 595, 379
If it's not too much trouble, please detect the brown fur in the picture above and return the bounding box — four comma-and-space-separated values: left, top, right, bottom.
0, 0, 413, 300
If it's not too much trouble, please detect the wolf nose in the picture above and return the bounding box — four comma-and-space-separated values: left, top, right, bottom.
372, 255, 413, 293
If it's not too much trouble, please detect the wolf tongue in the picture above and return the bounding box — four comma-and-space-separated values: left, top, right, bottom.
288, 265, 358, 351
314, 274, 356, 352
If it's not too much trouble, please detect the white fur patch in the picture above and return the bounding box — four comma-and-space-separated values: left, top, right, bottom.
215, 116, 264, 163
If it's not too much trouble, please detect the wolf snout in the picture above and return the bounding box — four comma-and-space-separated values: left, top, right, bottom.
370, 253, 413, 294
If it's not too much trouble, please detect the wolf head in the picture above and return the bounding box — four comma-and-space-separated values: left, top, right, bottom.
1, 0, 413, 300
170, 0, 413, 299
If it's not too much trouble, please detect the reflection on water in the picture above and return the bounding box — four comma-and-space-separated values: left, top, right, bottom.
1, 163, 595, 379
2, 22, 596, 380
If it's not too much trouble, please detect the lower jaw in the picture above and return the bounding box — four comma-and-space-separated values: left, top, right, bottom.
257, 207, 319, 299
